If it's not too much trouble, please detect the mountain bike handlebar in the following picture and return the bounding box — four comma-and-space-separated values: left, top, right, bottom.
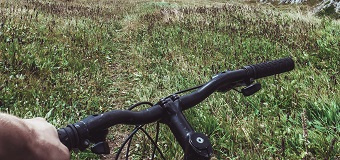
180, 57, 294, 109
58, 57, 294, 159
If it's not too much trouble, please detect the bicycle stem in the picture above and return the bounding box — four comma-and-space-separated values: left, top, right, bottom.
159, 96, 213, 160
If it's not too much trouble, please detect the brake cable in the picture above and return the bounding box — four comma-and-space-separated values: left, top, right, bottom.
115, 101, 165, 160
174, 84, 204, 95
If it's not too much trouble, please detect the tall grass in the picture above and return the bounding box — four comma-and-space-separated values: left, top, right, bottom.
0, 0, 338, 159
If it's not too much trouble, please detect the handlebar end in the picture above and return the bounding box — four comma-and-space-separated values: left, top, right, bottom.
244, 57, 294, 79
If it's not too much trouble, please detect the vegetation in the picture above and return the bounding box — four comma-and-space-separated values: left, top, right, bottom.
0, 0, 338, 159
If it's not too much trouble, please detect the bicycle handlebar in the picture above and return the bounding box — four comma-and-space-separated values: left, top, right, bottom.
58, 105, 164, 151
58, 57, 294, 158
180, 57, 294, 109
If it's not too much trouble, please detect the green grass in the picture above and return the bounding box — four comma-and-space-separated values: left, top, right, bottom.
0, 0, 339, 159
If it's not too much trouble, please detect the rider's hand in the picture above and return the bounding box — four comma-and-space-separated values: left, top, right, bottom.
0, 113, 70, 160
24, 117, 70, 160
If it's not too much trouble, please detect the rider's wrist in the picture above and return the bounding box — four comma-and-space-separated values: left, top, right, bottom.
19, 120, 39, 159
24, 120, 48, 160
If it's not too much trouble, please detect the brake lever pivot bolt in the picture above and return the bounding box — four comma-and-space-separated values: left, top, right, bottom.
83, 140, 90, 147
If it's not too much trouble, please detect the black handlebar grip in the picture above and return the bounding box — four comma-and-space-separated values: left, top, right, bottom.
244, 57, 294, 79
58, 125, 79, 150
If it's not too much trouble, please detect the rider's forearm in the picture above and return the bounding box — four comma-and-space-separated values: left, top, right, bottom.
0, 113, 35, 160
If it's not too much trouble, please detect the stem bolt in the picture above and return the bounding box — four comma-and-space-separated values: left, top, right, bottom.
196, 137, 204, 144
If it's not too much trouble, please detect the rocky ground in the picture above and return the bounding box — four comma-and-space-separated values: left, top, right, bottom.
259, 0, 339, 18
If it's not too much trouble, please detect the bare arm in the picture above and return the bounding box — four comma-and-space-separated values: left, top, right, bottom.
0, 113, 70, 160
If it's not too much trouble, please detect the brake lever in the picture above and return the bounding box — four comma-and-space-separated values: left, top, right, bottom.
88, 125, 109, 154
241, 83, 261, 96
91, 141, 110, 154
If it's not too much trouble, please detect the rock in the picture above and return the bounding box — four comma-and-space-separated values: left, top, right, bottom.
258, 0, 339, 18
279, 0, 307, 4
259, 0, 307, 4
314, 0, 340, 13
313, 0, 339, 19
160, 8, 183, 23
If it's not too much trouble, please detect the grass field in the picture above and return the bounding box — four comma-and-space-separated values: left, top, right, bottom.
0, 0, 339, 159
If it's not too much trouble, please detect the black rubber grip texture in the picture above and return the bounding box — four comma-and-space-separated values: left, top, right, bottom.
58, 128, 72, 150
246, 57, 294, 79
57, 125, 79, 150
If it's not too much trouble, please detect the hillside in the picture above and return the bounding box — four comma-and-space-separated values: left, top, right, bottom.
0, 0, 339, 159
